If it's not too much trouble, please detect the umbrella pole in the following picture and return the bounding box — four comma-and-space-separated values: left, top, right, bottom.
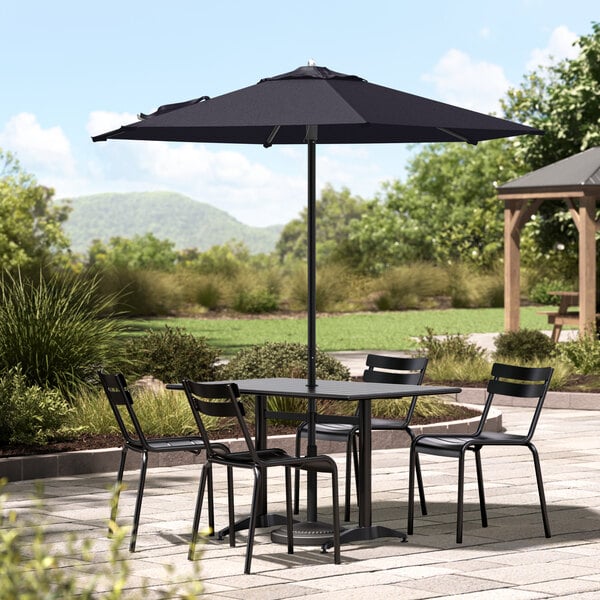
307, 136, 317, 390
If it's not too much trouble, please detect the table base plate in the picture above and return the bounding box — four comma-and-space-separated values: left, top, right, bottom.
271, 520, 341, 546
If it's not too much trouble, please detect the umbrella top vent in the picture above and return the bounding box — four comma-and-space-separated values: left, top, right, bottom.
259, 65, 366, 83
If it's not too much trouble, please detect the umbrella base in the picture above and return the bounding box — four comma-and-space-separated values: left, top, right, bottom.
270, 520, 342, 546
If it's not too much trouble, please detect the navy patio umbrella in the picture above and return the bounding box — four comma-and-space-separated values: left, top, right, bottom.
93, 64, 542, 389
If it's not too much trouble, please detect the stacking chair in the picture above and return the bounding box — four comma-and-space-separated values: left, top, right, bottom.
98, 372, 228, 552
294, 354, 428, 521
407, 362, 554, 543
182, 379, 341, 574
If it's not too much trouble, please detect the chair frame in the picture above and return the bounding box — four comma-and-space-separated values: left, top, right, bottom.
182, 379, 341, 574
98, 372, 227, 552
294, 354, 429, 521
407, 362, 554, 543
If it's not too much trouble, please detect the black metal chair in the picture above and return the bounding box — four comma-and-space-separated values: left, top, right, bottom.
294, 354, 429, 521
407, 362, 554, 544
98, 372, 227, 552
182, 379, 341, 574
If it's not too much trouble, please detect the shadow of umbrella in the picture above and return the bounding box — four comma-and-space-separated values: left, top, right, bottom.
92, 62, 542, 543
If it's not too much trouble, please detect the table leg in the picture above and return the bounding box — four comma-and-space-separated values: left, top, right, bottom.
322, 398, 407, 550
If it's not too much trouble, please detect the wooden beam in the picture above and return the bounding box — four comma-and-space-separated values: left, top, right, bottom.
504, 198, 521, 331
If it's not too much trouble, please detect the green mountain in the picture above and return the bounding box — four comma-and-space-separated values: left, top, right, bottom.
62, 191, 283, 254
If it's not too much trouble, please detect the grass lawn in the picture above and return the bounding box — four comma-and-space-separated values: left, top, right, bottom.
125, 306, 557, 356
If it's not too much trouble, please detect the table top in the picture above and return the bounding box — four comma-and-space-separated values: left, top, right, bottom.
212, 377, 461, 400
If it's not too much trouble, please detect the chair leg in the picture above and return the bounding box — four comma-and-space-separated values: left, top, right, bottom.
456, 453, 465, 544
109, 446, 128, 534
529, 444, 552, 538
207, 463, 215, 535
130, 451, 148, 552
414, 454, 428, 516
474, 449, 487, 528
407, 445, 416, 535
189, 463, 209, 560
285, 467, 294, 555
244, 467, 261, 574
293, 431, 303, 515
227, 466, 235, 547
344, 435, 354, 522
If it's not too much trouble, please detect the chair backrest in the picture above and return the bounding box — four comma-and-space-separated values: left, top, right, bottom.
98, 371, 149, 448
182, 380, 258, 461
477, 362, 554, 439
362, 354, 428, 385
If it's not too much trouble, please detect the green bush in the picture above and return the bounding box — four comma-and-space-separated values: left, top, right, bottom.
418, 327, 486, 362
222, 342, 350, 417
494, 329, 556, 362
126, 326, 220, 383
0, 367, 71, 445
232, 288, 279, 314
0, 270, 126, 397
555, 331, 600, 374
448, 264, 504, 308
286, 265, 350, 312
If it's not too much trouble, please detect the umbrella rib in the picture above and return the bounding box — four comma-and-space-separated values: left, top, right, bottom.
437, 127, 476, 145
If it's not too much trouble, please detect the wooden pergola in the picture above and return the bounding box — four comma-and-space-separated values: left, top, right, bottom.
498, 147, 600, 336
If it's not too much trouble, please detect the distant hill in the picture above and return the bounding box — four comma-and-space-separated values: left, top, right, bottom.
61, 191, 283, 254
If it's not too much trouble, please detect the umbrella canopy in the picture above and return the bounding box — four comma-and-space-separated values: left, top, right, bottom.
93, 65, 539, 145
93, 64, 542, 389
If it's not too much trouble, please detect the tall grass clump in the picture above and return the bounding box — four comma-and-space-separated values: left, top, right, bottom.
286, 264, 352, 312
448, 263, 504, 308
417, 327, 490, 383
372, 263, 449, 311
93, 266, 184, 316
0, 270, 126, 397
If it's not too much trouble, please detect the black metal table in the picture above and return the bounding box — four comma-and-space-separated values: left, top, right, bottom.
202, 377, 461, 548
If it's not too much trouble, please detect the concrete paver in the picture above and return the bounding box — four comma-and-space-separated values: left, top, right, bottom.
3, 400, 600, 597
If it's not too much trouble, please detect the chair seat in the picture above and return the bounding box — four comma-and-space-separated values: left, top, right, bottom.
370, 417, 409, 430
416, 432, 530, 457
298, 421, 356, 441
144, 436, 206, 452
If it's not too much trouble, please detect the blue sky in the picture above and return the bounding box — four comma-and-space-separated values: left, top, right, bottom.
0, 1, 596, 227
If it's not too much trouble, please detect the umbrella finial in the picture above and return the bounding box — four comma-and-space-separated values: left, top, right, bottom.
307, 58, 317, 66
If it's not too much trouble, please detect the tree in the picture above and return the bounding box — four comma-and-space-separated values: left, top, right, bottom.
0, 149, 70, 270
502, 21, 600, 273
86, 233, 178, 271
276, 185, 367, 264
347, 140, 522, 273
502, 21, 600, 170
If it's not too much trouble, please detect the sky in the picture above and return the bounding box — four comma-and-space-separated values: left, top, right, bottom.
0, 1, 597, 227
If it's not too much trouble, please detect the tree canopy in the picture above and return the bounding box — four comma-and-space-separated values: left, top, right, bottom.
0, 149, 70, 271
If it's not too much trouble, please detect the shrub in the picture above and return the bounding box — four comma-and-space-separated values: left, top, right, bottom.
494, 329, 556, 362
126, 325, 220, 383
232, 288, 279, 314
0, 270, 126, 397
555, 331, 600, 374
0, 367, 71, 445
286, 265, 350, 312
222, 342, 350, 418
448, 264, 504, 308
418, 327, 486, 362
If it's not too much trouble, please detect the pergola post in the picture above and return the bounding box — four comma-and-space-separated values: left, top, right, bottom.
504, 198, 521, 331
579, 195, 597, 334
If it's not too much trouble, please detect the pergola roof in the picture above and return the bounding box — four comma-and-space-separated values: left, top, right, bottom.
498, 146, 600, 196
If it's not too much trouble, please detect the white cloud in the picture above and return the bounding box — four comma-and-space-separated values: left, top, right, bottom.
0, 112, 76, 176
526, 25, 579, 71
422, 49, 510, 114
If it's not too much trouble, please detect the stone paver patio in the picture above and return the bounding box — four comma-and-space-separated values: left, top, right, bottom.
3, 402, 600, 598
